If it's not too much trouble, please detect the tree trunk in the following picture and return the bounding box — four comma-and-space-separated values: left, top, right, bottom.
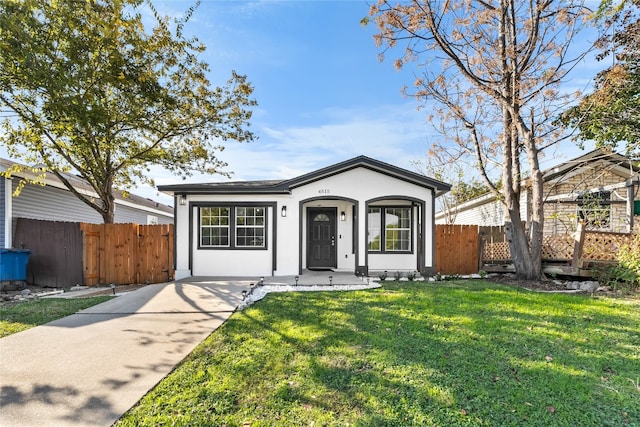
523, 136, 544, 280
101, 205, 115, 224
99, 190, 116, 224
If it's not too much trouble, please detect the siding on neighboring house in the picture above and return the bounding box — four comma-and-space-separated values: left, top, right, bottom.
2, 176, 173, 249
543, 166, 630, 235
451, 198, 504, 226
10, 180, 173, 226
436, 192, 527, 226
116, 203, 172, 225
12, 179, 104, 224
1, 158, 174, 248
435, 150, 639, 234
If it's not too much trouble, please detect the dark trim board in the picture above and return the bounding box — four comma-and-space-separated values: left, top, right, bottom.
298, 196, 359, 276
188, 201, 278, 276
365, 195, 427, 275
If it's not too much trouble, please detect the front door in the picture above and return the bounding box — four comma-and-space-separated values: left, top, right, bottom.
307, 207, 337, 269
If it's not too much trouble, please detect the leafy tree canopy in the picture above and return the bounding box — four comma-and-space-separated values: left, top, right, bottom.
0, 0, 257, 223
559, 0, 639, 159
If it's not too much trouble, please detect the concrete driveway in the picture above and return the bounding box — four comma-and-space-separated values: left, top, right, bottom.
0, 278, 251, 427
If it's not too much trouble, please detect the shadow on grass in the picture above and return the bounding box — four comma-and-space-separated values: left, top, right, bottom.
233, 282, 640, 426
116, 281, 639, 426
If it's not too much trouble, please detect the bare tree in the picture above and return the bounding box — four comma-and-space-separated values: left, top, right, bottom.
368, 0, 591, 279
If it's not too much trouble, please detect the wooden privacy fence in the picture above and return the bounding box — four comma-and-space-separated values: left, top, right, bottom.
12, 218, 174, 287
435, 224, 480, 275
81, 223, 174, 286
13, 218, 84, 287
435, 222, 637, 276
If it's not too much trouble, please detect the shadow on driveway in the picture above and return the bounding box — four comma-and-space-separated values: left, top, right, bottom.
0, 278, 251, 427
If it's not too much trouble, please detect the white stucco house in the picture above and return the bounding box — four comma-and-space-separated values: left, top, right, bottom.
158, 156, 450, 279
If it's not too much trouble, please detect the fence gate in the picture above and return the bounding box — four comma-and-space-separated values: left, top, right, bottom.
80, 223, 174, 286
13, 218, 84, 287
435, 224, 480, 275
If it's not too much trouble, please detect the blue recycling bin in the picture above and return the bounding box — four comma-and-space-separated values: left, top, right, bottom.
0, 249, 32, 282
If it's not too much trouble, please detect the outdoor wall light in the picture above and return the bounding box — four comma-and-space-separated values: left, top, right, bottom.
281, 205, 287, 217
340, 211, 346, 221
179, 194, 187, 206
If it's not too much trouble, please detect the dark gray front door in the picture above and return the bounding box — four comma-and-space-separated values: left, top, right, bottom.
307, 207, 337, 269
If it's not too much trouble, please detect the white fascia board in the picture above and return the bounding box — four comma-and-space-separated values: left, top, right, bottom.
114, 198, 173, 218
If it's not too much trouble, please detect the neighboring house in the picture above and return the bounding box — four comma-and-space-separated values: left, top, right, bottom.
436, 149, 640, 235
1, 158, 173, 248
158, 156, 450, 279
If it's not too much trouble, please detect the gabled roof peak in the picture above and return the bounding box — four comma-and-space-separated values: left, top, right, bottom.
158, 155, 451, 195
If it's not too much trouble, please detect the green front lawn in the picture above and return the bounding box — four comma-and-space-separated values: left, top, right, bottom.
0, 296, 113, 337
117, 281, 640, 426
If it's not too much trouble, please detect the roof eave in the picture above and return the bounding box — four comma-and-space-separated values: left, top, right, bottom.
157, 186, 291, 196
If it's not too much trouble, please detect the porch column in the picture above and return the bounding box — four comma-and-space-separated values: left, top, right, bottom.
357, 200, 368, 277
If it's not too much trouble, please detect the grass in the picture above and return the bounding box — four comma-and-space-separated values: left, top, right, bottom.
0, 296, 113, 337
115, 280, 639, 426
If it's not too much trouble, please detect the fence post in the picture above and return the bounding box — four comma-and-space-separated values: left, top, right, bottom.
571, 221, 586, 269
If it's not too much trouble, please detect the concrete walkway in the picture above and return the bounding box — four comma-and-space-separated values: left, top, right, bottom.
0, 278, 251, 427
0, 271, 366, 426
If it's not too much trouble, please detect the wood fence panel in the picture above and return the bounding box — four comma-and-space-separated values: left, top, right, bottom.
82, 225, 101, 286
80, 223, 174, 286
137, 224, 174, 284
435, 224, 480, 275
13, 218, 83, 287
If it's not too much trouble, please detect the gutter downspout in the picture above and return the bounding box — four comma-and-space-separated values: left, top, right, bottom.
2, 174, 12, 248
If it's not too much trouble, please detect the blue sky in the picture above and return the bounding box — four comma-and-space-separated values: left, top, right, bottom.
147, 0, 438, 192
2, 0, 605, 204
143, 0, 604, 204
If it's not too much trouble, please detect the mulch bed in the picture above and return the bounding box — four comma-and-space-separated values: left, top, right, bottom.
486, 275, 571, 291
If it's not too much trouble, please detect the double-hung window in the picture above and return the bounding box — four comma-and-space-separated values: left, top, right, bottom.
368, 206, 412, 252
200, 206, 266, 249
235, 207, 265, 247
201, 207, 230, 247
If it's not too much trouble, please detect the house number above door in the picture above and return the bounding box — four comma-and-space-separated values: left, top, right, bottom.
318, 189, 330, 194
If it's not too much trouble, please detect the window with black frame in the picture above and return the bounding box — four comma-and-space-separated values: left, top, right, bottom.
200, 206, 266, 248
367, 206, 412, 252
235, 207, 265, 247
